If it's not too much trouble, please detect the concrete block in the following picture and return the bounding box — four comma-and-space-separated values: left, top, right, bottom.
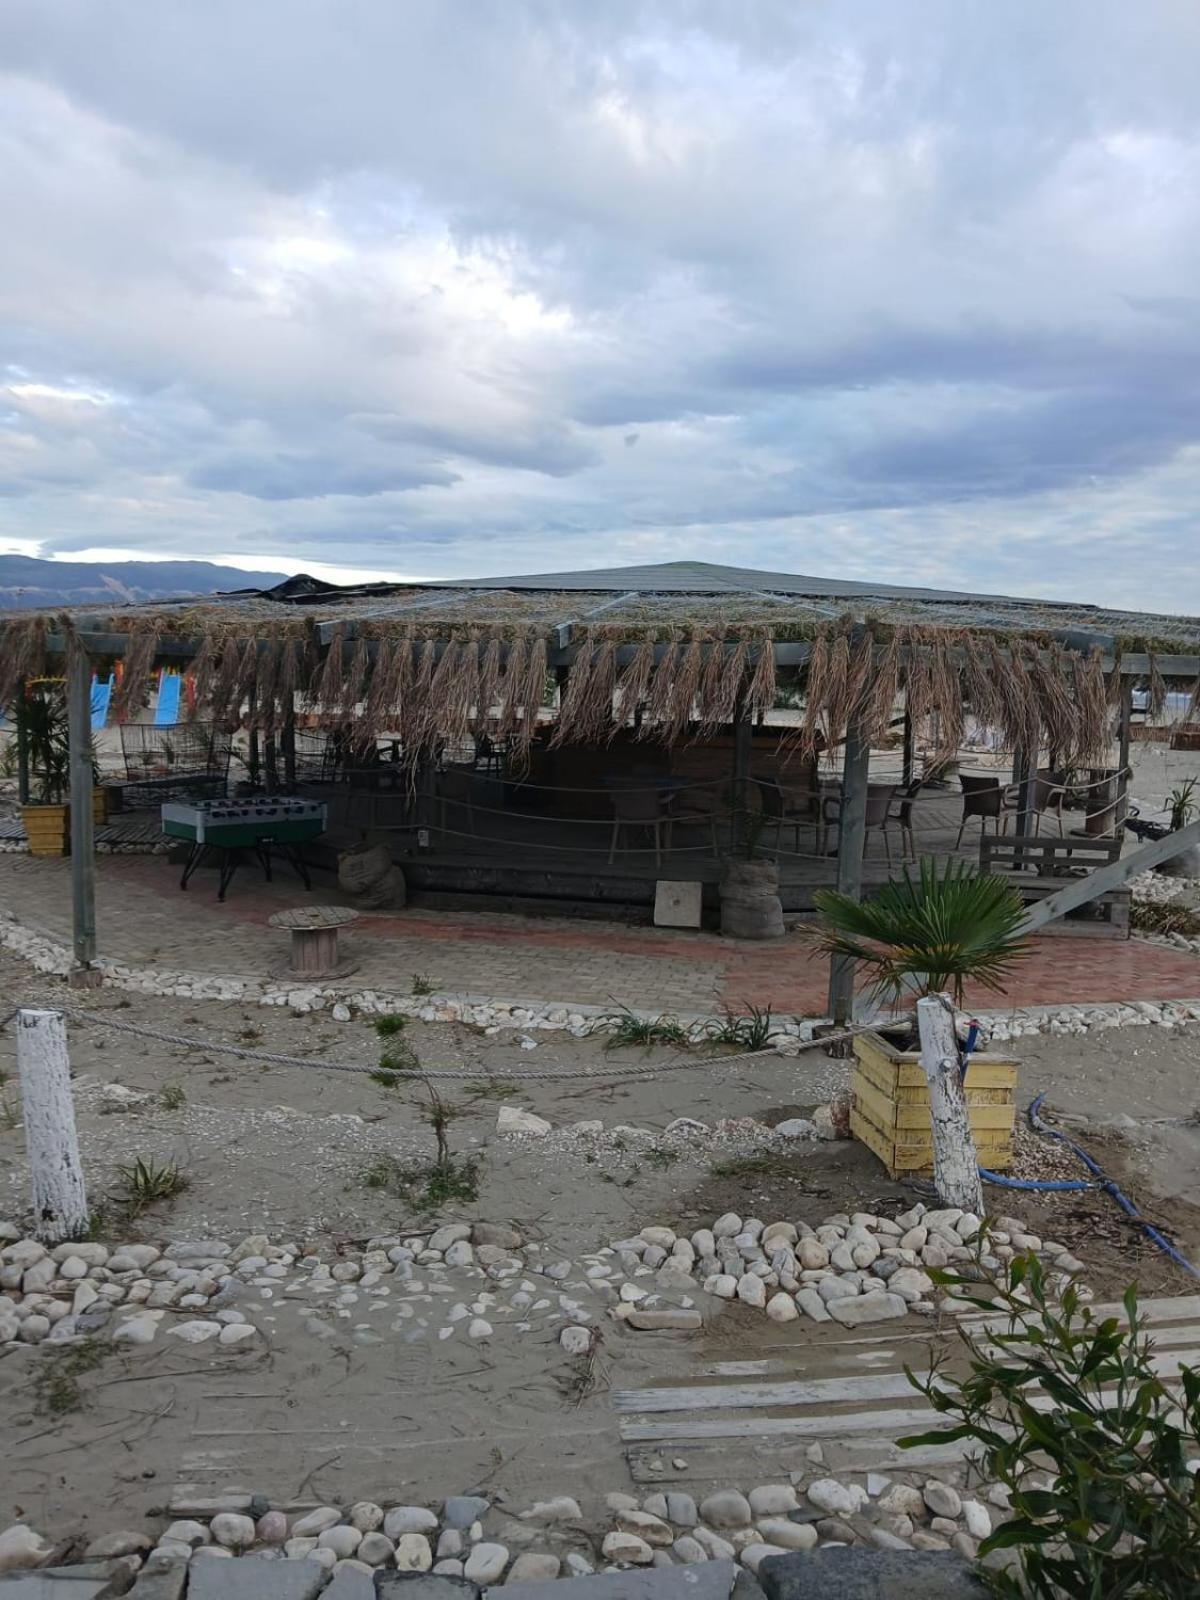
375, 1578, 480, 1600
187, 1556, 327, 1600
126, 1566, 187, 1600
0, 1576, 111, 1600
492, 1560, 759, 1600
758, 1548, 988, 1600
654, 881, 703, 929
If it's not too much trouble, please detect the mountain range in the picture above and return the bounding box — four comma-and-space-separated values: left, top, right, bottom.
0, 554, 289, 609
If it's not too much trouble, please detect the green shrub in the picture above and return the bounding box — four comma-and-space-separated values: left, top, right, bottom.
901, 1252, 1200, 1597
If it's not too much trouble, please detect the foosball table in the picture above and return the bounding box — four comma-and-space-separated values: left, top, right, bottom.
161, 797, 327, 901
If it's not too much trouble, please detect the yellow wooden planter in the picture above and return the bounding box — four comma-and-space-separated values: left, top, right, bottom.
850, 1028, 1017, 1178
21, 803, 69, 857
92, 786, 109, 825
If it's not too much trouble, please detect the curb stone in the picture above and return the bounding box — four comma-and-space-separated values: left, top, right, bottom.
758, 1549, 987, 1600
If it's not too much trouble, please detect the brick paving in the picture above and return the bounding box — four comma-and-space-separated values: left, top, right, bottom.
1, 852, 1197, 1016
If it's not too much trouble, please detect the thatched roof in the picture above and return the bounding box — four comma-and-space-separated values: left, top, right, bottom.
2, 561, 1197, 761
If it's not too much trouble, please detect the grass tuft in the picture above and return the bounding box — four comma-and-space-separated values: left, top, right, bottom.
33, 1338, 107, 1415
115, 1156, 189, 1214
593, 1005, 690, 1052
159, 1083, 186, 1110
411, 973, 435, 996
707, 1002, 774, 1052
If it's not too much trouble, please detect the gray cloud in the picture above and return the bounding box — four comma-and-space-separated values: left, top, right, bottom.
0, 2, 1198, 608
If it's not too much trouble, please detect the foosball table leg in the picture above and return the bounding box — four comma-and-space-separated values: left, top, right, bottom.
217, 849, 242, 902
180, 842, 204, 890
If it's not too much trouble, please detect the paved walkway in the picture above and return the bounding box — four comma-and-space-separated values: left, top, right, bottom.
0, 852, 1197, 1016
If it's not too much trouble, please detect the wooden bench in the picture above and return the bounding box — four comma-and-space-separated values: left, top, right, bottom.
981, 834, 1130, 938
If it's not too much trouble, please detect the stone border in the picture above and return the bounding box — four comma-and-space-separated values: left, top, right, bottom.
0, 908, 1197, 1045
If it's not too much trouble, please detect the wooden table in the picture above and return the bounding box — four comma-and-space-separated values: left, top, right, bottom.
268, 905, 359, 977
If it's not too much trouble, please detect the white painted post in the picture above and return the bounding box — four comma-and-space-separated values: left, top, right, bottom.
16, 1009, 89, 1243
916, 994, 984, 1215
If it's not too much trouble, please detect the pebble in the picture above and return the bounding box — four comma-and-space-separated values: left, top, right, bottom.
383, 1507, 438, 1538
209, 1513, 256, 1550
748, 1485, 798, 1516
807, 1479, 868, 1518
923, 1481, 963, 1519
292, 1507, 343, 1537
394, 1534, 433, 1571
464, 1542, 511, 1582
756, 1519, 817, 1552
600, 1532, 653, 1565
698, 1490, 753, 1529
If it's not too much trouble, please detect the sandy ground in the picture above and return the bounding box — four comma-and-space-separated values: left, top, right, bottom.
1, 947, 1199, 1547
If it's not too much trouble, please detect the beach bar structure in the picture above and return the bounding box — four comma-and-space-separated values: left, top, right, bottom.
2, 560, 1198, 1012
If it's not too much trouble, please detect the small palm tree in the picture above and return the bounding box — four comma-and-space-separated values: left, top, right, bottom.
812, 857, 1031, 1009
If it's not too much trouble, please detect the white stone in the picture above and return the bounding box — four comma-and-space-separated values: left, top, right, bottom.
748, 1485, 798, 1516
468, 1318, 493, 1339
210, 1514, 256, 1550
496, 1106, 552, 1137
383, 1507, 438, 1538
464, 1542, 510, 1582
218, 1322, 259, 1346
807, 1479, 868, 1518
112, 1315, 159, 1344
828, 1291, 907, 1326
521, 1497, 583, 1524
698, 1491, 752, 1529
961, 1500, 992, 1540
923, 1481, 963, 1519
560, 1325, 592, 1355
600, 1532, 653, 1565
736, 1274, 766, 1308
394, 1534, 433, 1572
765, 1293, 798, 1324
755, 1519, 817, 1551
292, 1507, 343, 1537
168, 1319, 222, 1344
0, 1525, 51, 1573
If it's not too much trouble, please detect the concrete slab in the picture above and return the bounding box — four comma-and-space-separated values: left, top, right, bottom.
493, 1561, 758, 1600
187, 1556, 327, 1600
322, 1569, 375, 1600
375, 1579, 480, 1600
126, 1567, 187, 1600
653, 881, 703, 929
758, 1549, 988, 1600
0, 1576, 111, 1599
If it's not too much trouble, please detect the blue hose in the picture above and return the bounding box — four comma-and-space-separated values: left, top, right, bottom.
978, 1092, 1200, 1279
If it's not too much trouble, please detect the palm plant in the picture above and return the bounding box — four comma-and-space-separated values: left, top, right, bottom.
812, 857, 1031, 1008
18, 679, 70, 804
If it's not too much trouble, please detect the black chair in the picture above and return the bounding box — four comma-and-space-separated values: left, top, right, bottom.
886, 778, 924, 862
757, 779, 822, 854
955, 773, 1018, 848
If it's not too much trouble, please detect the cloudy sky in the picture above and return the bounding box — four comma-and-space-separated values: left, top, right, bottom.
2, 2, 1199, 610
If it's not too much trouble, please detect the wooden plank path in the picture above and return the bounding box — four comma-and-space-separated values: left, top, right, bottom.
618, 1296, 1200, 1481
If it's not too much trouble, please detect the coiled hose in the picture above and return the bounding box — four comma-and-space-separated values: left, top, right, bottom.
978, 1092, 1200, 1279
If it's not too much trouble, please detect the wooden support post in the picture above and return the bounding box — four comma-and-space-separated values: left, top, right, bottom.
17, 1009, 89, 1243
66, 638, 97, 978
1010, 743, 1033, 870
15, 680, 30, 804
247, 727, 260, 789
827, 719, 871, 1025
916, 994, 984, 1215
1115, 678, 1133, 830
731, 705, 752, 852
282, 699, 297, 790
901, 708, 914, 791
264, 733, 279, 794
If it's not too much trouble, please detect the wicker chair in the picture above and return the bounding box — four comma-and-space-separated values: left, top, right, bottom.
607, 785, 667, 864
955, 773, 1018, 848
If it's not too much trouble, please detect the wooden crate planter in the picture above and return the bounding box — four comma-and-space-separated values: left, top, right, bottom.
21, 803, 69, 857
850, 1028, 1017, 1178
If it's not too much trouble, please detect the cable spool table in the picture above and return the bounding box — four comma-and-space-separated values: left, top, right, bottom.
268, 905, 360, 978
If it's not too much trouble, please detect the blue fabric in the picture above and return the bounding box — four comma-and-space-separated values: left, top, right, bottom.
90, 675, 112, 732
154, 671, 182, 725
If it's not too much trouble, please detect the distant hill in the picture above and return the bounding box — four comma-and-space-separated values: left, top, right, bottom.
0, 555, 289, 610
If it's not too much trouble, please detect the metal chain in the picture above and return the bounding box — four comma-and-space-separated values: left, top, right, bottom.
1, 1002, 877, 1082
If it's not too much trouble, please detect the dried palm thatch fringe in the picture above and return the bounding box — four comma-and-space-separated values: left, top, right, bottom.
0, 616, 46, 708
745, 632, 776, 722
1148, 652, 1167, 719
614, 635, 655, 730
552, 633, 613, 746
110, 623, 159, 721
0, 607, 1140, 761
